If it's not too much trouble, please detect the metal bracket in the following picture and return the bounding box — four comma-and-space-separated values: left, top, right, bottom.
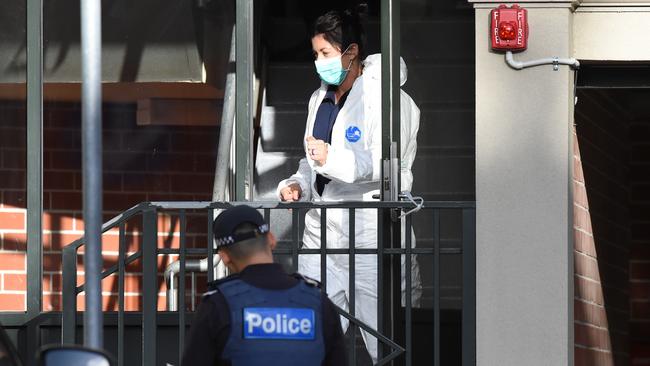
398, 191, 424, 219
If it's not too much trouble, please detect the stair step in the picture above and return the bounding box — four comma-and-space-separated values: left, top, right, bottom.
254, 149, 304, 200
260, 106, 306, 152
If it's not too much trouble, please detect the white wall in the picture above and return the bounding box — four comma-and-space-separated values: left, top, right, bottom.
471, 2, 575, 365
574, 6, 650, 61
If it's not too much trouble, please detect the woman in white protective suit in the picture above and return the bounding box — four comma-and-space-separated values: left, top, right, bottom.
277, 7, 422, 362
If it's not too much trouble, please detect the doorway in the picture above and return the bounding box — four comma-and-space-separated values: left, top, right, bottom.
574, 65, 650, 365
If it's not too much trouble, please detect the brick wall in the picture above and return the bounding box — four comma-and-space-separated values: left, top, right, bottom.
573, 90, 631, 366
0, 101, 27, 310
0, 100, 215, 312
629, 109, 650, 364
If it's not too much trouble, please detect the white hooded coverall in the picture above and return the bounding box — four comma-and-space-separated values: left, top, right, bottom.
277, 54, 422, 362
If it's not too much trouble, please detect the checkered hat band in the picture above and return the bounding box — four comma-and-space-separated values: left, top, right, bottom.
216, 223, 269, 247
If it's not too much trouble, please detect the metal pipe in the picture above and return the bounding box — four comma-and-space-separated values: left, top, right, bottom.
165, 259, 204, 311
235, 0, 254, 201
81, 0, 103, 349
210, 25, 236, 284
212, 27, 237, 202
505, 51, 580, 70
172, 24, 236, 308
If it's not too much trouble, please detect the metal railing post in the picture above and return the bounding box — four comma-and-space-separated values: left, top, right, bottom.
142, 208, 158, 366
380, 0, 401, 198
25, 2, 44, 363
26, 0, 43, 365
207, 208, 215, 282
118, 223, 126, 366
433, 210, 441, 366
235, 0, 254, 201
80, 0, 104, 349
26, 0, 43, 320
348, 209, 356, 365
405, 214, 413, 366
291, 209, 300, 272
462, 208, 477, 366
61, 246, 77, 344
178, 211, 187, 366
320, 209, 327, 290
380, 0, 402, 361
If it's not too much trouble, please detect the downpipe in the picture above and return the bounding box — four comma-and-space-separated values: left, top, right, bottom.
505, 51, 579, 71
165, 22, 238, 312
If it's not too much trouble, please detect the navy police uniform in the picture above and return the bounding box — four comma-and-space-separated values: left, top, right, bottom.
182, 205, 347, 366
181, 263, 347, 366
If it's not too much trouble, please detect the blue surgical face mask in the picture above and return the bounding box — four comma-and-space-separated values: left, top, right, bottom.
314, 47, 352, 86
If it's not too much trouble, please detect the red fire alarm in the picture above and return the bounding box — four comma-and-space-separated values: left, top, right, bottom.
490, 4, 528, 52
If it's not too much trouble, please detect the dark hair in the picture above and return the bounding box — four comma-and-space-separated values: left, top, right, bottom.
312, 5, 367, 59
219, 222, 269, 261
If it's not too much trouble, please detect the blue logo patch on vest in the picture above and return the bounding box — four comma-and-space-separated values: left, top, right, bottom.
345, 126, 361, 142
243, 307, 315, 340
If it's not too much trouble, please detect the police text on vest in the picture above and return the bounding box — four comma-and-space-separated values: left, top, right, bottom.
243, 307, 316, 340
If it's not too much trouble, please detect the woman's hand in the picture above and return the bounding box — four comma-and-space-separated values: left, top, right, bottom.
280, 183, 302, 202
306, 136, 328, 166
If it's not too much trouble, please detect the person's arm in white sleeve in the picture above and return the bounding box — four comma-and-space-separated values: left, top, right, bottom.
277, 157, 312, 201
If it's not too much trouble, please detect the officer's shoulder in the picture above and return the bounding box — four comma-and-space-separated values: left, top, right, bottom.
291, 273, 322, 289
204, 273, 241, 297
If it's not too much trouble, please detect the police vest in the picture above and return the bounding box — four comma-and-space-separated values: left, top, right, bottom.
216, 277, 325, 366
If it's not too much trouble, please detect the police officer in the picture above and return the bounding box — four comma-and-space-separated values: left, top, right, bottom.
181, 205, 347, 366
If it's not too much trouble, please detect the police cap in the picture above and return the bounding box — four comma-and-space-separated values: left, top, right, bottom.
212, 205, 269, 249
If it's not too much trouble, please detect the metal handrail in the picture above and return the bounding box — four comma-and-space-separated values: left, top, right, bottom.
65, 199, 473, 291
62, 200, 476, 366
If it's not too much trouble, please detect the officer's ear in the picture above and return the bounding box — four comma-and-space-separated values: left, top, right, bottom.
267, 233, 277, 251
218, 249, 232, 267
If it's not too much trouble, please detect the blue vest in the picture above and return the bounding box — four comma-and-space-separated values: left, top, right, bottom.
216, 277, 325, 366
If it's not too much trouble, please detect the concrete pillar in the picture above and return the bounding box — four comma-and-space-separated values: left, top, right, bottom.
470, 1, 575, 365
